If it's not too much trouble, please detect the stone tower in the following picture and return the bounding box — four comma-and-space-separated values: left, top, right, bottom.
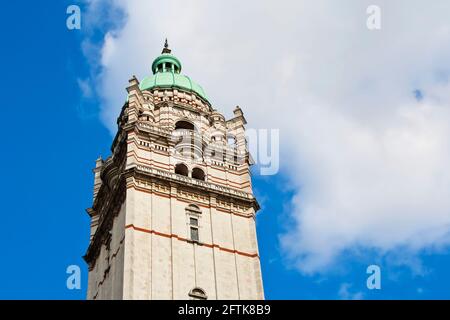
84, 42, 264, 300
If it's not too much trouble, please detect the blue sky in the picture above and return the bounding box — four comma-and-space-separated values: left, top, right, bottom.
1, 1, 450, 299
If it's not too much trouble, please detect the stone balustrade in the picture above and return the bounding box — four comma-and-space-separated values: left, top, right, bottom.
135, 164, 251, 199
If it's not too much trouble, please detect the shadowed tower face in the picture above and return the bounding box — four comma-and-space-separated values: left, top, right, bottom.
84, 41, 264, 300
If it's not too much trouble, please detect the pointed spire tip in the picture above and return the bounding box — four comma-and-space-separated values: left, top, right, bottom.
162, 38, 171, 54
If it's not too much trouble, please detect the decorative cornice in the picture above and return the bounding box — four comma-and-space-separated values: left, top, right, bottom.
134, 164, 256, 202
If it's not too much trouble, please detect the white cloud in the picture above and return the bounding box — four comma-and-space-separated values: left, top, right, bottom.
83, 0, 450, 273
338, 283, 364, 300
77, 78, 93, 98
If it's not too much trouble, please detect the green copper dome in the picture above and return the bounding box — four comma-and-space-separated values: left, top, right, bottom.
139, 40, 208, 102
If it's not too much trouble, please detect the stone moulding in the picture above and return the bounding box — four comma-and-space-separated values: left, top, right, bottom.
135, 164, 253, 200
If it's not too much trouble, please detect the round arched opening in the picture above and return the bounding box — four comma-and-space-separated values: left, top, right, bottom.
192, 168, 205, 181
175, 120, 195, 131
175, 163, 188, 177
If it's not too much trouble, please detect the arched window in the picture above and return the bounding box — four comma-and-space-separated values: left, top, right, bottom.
175, 163, 188, 176
175, 120, 195, 131
174, 121, 202, 159
192, 168, 205, 181
189, 287, 207, 300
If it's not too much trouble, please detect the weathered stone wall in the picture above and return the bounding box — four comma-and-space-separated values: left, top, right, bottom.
87, 202, 125, 300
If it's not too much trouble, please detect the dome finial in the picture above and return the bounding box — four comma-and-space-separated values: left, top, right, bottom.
162, 38, 171, 54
